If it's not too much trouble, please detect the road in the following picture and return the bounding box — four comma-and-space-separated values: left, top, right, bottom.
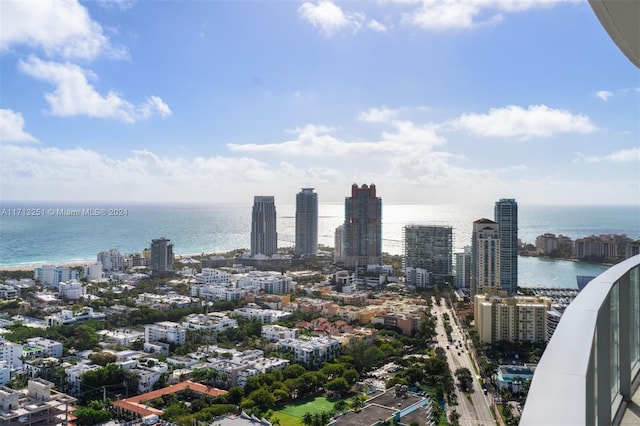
432, 297, 496, 426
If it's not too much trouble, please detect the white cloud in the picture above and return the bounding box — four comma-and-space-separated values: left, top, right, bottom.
228, 118, 444, 157
138, 96, 172, 120
0, 109, 39, 143
368, 19, 388, 32
0, 144, 348, 202
97, 0, 137, 11
380, 120, 445, 150
0, 0, 126, 60
400, 0, 580, 31
228, 124, 365, 156
0, 140, 490, 204
450, 104, 597, 140
357, 106, 398, 123
575, 148, 640, 163
298, 1, 364, 37
18, 56, 171, 123
2, 121, 634, 205
596, 90, 613, 102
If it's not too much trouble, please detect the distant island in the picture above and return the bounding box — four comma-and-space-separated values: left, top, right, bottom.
519, 232, 639, 265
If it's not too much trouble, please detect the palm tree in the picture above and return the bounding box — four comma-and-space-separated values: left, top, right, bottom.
302, 412, 313, 426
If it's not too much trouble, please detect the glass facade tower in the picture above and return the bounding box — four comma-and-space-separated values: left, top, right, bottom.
295, 188, 318, 257
150, 237, 174, 276
403, 225, 453, 286
343, 183, 382, 268
495, 198, 518, 295
251, 196, 277, 257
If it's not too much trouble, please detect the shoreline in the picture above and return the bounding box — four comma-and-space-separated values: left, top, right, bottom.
0, 253, 616, 273
0, 252, 216, 272
0, 261, 96, 272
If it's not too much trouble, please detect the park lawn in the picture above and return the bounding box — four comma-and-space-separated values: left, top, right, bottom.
271, 411, 303, 426
278, 396, 335, 418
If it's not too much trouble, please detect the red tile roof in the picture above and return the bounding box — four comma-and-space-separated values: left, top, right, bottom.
112, 381, 227, 417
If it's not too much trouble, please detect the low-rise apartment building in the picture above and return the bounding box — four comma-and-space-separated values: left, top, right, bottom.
195, 268, 231, 285
261, 325, 299, 341
45, 307, 106, 327
23, 338, 63, 359
58, 280, 86, 300
0, 339, 23, 369
145, 321, 186, 345
181, 313, 238, 333
97, 329, 145, 348
276, 337, 341, 369
232, 307, 291, 324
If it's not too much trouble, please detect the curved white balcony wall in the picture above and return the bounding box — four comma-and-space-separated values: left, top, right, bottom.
521, 255, 640, 425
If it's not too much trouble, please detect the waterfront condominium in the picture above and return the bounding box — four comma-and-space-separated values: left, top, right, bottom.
150, 237, 174, 276
455, 246, 472, 289
495, 198, 518, 295
470, 218, 500, 297
295, 188, 318, 257
343, 183, 382, 269
403, 225, 453, 286
251, 196, 278, 257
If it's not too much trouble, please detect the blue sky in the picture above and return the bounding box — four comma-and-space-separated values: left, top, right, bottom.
1, 0, 638, 206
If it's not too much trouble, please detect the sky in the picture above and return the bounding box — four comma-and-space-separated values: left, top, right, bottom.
1, 0, 639, 206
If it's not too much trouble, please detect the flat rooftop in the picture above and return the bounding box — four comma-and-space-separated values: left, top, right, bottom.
368, 389, 423, 411
332, 405, 396, 426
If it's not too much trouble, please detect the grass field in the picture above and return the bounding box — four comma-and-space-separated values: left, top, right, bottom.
270, 411, 303, 426
272, 396, 336, 425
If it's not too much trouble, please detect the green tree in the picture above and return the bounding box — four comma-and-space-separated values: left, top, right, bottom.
227, 386, 244, 404
326, 377, 350, 394
455, 368, 473, 392
283, 363, 306, 379
249, 387, 276, 412
73, 407, 112, 425
71, 324, 100, 350
449, 409, 461, 426
302, 412, 313, 426
88, 352, 117, 366
343, 368, 359, 385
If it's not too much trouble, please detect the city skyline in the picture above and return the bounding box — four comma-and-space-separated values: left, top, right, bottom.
0, 1, 638, 206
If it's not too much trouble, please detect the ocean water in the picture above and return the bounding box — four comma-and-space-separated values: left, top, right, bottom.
0, 202, 638, 288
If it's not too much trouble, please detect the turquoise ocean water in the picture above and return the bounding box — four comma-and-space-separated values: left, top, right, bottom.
0, 202, 638, 288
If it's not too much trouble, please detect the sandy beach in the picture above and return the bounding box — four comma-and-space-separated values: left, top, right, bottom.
0, 253, 207, 272
0, 261, 97, 272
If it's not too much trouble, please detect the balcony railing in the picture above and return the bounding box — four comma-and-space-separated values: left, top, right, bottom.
521, 255, 640, 425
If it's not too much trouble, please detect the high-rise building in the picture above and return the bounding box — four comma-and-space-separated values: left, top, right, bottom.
403, 225, 453, 286
150, 237, 174, 276
251, 196, 277, 257
295, 188, 318, 257
343, 183, 382, 268
495, 198, 518, 295
455, 246, 472, 289
471, 218, 500, 297
334, 225, 344, 263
